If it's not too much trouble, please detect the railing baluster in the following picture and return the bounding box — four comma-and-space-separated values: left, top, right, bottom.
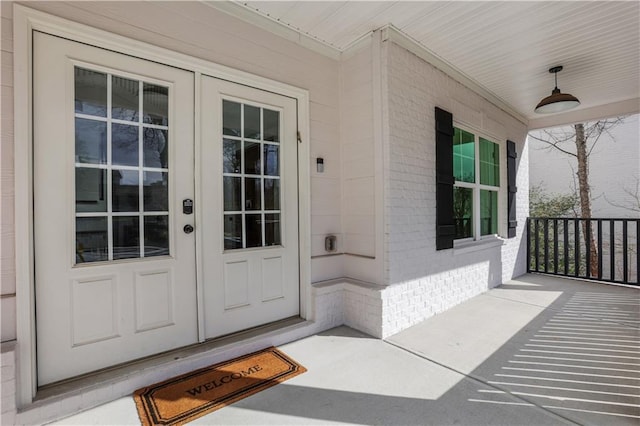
526, 218, 531, 273
585, 219, 591, 278
563, 219, 569, 276
553, 219, 558, 274
623, 220, 628, 283
610, 220, 615, 282
544, 219, 549, 273
636, 219, 639, 285
598, 220, 603, 280
534, 219, 540, 272
575, 219, 580, 277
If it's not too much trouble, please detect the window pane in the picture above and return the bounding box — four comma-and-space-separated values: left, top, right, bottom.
264, 145, 279, 176
480, 138, 500, 186
143, 83, 168, 126
263, 109, 279, 142
245, 177, 261, 211
75, 67, 107, 117
76, 168, 107, 213
75, 118, 107, 164
244, 105, 261, 140
223, 177, 241, 211
112, 76, 139, 122
112, 123, 139, 167
453, 128, 475, 183
223, 100, 241, 137
144, 215, 169, 257
264, 178, 280, 210
143, 171, 168, 212
113, 216, 140, 260
244, 142, 261, 175
265, 213, 281, 246
245, 214, 262, 248
454, 187, 473, 239
224, 214, 243, 249
143, 128, 168, 168
76, 217, 108, 263
112, 170, 139, 212
223, 139, 241, 173
481, 190, 498, 236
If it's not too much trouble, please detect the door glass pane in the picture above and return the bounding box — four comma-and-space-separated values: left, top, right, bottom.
223, 100, 241, 137
144, 216, 169, 257
223, 177, 241, 211
143, 128, 168, 168
265, 213, 281, 246
454, 187, 473, 239
480, 190, 498, 236
76, 217, 108, 263
264, 179, 280, 210
143, 171, 168, 212
112, 76, 139, 122
76, 168, 107, 212
143, 83, 168, 125
245, 178, 261, 211
75, 118, 107, 164
245, 214, 262, 248
113, 216, 140, 260
75, 68, 107, 117
74, 69, 172, 264
453, 128, 475, 183
244, 142, 261, 175
244, 105, 261, 139
112, 123, 139, 167
480, 138, 500, 187
263, 109, 279, 142
112, 170, 139, 212
223, 139, 241, 173
224, 214, 243, 250
264, 145, 279, 176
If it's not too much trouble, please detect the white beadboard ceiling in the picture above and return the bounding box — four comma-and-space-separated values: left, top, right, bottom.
210, 1, 640, 128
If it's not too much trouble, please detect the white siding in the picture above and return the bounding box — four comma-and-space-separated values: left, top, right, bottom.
1, 0, 15, 343
529, 114, 640, 218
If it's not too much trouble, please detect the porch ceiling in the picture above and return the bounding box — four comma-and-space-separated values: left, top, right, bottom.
208, 1, 639, 129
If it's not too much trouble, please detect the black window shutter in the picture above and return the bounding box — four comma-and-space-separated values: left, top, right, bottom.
435, 107, 455, 250
507, 140, 518, 238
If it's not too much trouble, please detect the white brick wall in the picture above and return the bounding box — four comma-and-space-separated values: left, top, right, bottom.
1, 342, 16, 425
378, 40, 529, 336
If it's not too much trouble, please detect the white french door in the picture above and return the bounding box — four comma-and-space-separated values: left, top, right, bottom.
33, 32, 198, 385
200, 77, 300, 339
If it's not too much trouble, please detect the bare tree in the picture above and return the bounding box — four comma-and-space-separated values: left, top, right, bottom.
529, 117, 625, 277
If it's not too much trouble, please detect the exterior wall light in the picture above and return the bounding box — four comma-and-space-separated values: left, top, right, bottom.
534, 66, 580, 114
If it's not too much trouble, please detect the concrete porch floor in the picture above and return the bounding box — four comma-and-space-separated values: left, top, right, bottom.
50, 274, 639, 425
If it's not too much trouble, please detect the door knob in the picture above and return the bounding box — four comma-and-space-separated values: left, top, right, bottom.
183, 224, 194, 234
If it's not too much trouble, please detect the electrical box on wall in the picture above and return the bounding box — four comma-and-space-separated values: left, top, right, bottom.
325, 235, 337, 252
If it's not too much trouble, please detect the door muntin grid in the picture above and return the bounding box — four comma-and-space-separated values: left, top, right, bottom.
222, 99, 282, 251
74, 66, 171, 264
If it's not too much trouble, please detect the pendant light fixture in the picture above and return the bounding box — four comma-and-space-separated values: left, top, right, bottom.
534, 66, 580, 114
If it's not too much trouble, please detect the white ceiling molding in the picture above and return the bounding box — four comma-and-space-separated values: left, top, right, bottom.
528, 98, 640, 130
203, 0, 341, 60
380, 25, 528, 126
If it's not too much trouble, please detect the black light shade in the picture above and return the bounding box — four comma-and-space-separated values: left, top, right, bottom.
534, 66, 580, 114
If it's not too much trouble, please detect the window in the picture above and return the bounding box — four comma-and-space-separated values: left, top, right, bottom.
453, 127, 501, 240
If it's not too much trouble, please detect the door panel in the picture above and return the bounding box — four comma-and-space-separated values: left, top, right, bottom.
201, 76, 299, 339
34, 32, 198, 385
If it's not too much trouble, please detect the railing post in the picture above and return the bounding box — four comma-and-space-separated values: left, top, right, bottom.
623, 220, 628, 283
553, 219, 558, 274
574, 219, 580, 277
586, 219, 591, 278
598, 220, 603, 280
563, 219, 569, 276
534, 219, 540, 272
543, 219, 549, 273
611, 220, 616, 282
526, 218, 531, 273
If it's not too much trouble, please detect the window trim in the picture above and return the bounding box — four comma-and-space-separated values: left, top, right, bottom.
452, 122, 505, 243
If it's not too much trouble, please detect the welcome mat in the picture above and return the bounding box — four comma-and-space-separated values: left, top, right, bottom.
133, 347, 306, 426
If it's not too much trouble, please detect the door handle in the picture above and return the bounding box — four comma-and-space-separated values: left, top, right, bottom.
183, 224, 194, 234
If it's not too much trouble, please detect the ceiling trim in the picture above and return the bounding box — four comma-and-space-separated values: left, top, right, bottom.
528, 98, 640, 130
202, 0, 342, 60
380, 25, 528, 126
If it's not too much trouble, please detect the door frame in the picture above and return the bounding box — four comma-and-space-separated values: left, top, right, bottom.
13, 4, 311, 407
